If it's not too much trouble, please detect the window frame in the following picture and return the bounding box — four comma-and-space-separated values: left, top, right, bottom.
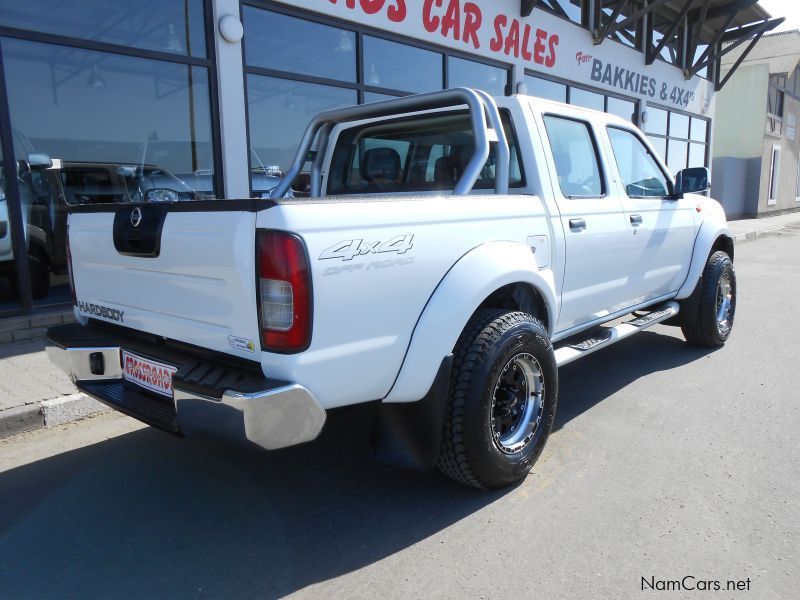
645, 102, 710, 172
541, 113, 608, 200
324, 108, 526, 196
606, 124, 675, 199
241, 0, 513, 196
0, 0, 222, 316
768, 144, 780, 205
795, 156, 800, 202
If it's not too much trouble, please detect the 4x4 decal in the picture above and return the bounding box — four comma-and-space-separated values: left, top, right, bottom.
319, 234, 414, 262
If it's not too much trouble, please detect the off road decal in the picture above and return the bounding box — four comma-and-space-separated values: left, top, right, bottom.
319, 234, 414, 262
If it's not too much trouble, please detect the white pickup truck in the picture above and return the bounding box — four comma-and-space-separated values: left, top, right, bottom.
47, 89, 736, 489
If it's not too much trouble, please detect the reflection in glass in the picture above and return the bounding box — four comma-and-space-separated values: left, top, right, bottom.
363, 36, 441, 93
688, 143, 706, 168
690, 118, 708, 142
667, 140, 688, 174
363, 92, 400, 104
243, 8, 356, 82
669, 113, 690, 140
646, 107, 668, 135
448, 57, 508, 97
247, 75, 356, 194
648, 136, 667, 162
2, 37, 217, 305
543, 116, 604, 197
0, 0, 206, 57
0, 162, 23, 309
570, 87, 605, 112
606, 97, 636, 123
607, 128, 670, 198
4, 39, 216, 196
525, 76, 566, 103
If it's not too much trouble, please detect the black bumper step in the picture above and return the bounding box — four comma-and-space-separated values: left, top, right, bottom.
79, 379, 179, 433
47, 322, 280, 399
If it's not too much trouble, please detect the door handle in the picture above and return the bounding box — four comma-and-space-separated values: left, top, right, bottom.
629, 214, 643, 226
569, 218, 586, 231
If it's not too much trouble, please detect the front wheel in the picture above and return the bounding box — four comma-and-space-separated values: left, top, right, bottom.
438, 310, 558, 490
681, 251, 736, 347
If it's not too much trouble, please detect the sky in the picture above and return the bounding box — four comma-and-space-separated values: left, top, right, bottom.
757, 0, 800, 32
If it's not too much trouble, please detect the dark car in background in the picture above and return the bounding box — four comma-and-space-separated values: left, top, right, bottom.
1, 157, 204, 301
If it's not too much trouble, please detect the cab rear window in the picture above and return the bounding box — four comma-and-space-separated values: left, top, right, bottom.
326, 111, 525, 195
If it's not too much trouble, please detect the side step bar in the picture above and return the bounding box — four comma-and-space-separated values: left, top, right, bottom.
554, 301, 679, 367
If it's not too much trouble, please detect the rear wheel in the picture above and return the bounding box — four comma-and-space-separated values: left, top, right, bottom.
438, 310, 558, 489
681, 251, 736, 347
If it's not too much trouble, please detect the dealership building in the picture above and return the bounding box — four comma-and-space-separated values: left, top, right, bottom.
0, 0, 781, 323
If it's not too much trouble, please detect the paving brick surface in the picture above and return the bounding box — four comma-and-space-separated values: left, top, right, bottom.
0, 339, 78, 413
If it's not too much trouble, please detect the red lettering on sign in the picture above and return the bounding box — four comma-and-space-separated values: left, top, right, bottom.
462, 3, 481, 48
441, 0, 460, 39
388, 0, 406, 22
521, 24, 533, 60
329, 0, 407, 23
491, 14, 558, 68
504, 19, 520, 57
423, 0, 481, 50
533, 28, 547, 63
423, 0, 442, 32
125, 356, 173, 392
546, 34, 559, 68
490, 14, 506, 53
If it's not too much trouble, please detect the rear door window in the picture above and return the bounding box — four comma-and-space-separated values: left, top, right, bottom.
606, 127, 672, 198
326, 111, 524, 195
541, 115, 605, 198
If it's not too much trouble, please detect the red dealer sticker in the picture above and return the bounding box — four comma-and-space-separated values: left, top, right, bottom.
122, 350, 177, 398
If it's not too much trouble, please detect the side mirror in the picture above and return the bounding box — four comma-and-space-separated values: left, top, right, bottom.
27, 153, 53, 169
674, 167, 710, 196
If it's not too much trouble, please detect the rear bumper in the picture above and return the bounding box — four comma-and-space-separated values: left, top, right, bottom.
46, 324, 326, 450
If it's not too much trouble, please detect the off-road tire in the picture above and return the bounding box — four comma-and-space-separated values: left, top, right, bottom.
681, 251, 736, 347
438, 309, 558, 489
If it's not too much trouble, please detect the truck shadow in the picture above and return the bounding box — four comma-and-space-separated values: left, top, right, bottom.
0, 329, 715, 598
555, 328, 717, 430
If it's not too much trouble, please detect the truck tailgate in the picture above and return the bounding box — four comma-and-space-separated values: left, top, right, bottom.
69, 203, 262, 360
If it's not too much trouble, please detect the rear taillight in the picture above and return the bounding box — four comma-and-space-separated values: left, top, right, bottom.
257, 230, 312, 353
66, 224, 76, 305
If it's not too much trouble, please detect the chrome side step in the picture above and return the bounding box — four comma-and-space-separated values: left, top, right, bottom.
554, 301, 679, 367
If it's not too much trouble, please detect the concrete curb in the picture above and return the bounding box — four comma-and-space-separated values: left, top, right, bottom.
0, 404, 43, 440
41, 393, 109, 428
0, 393, 108, 439
731, 221, 800, 244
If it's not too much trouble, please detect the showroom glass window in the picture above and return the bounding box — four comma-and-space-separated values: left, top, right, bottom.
242, 3, 510, 196
0, 111, 24, 311
0, 0, 219, 312
525, 75, 637, 125
645, 105, 709, 174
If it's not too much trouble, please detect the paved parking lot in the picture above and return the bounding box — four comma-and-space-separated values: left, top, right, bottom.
0, 227, 798, 599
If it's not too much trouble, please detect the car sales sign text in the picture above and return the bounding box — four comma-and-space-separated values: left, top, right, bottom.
328, 0, 559, 68
281, 0, 712, 114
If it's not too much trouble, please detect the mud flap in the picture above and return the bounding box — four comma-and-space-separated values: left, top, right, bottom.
373, 354, 453, 470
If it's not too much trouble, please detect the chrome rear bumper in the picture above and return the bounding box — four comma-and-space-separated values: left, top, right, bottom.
46, 341, 326, 451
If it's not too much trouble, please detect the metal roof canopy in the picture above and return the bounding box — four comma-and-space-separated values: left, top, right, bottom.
521, 1, 784, 91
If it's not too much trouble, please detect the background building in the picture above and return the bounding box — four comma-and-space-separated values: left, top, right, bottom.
713, 30, 800, 218
0, 0, 781, 319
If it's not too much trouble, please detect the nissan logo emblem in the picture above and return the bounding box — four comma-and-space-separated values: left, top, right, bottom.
130, 207, 143, 228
